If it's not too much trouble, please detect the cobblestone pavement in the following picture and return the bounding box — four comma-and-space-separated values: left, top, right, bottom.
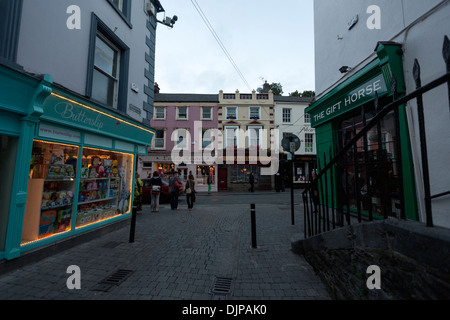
0, 191, 331, 301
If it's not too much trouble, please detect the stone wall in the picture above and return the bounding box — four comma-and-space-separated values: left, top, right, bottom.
291, 220, 450, 299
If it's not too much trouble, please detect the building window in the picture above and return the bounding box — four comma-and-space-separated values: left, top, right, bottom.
202, 128, 213, 149
92, 35, 120, 108
248, 126, 262, 148
175, 129, 189, 149
202, 107, 212, 120
87, 14, 130, 112
305, 133, 314, 152
226, 107, 238, 120
249, 107, 261, 120
153, 129, 165, 149
304, 112, 310, 123
154, 107, 165, 119
177, 107, 188, 120
282, 108, 291, 123
224, 126, 239, 148
107, 0, 132, 28
230, 165, 259, 183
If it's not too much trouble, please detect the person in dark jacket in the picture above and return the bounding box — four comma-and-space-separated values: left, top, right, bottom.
185, 174, 196, 210
169, 171, 182, 210
248, 172, 255, 192
150, 171, 162, 212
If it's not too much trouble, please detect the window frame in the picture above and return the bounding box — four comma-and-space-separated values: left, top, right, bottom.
153, 129, 166, 150
154, 106, 166, 120
225, 106, 238, 120
86, 13, 130, 113
201, 106, 213, 120
282, 108, 291, 123
248, 126, 263, 148
305, 133, 314, 153
224, 126, 240, 148
177, 106, 188, 120
106, 0, 132, 28
249, 106, 261, 120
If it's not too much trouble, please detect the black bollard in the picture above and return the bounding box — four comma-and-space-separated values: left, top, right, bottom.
129, 206, 138, 243
251, 203, 257, 248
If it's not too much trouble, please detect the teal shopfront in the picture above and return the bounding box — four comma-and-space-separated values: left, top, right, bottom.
0, 65, 154, 261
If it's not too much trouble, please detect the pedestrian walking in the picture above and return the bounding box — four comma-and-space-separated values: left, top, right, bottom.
134, 172, 143, 211
150, 171, 162, 212
207, 173, 212, 194
185, 174, 196, 210
169, 171, 182, 210
248, 172, 255, 192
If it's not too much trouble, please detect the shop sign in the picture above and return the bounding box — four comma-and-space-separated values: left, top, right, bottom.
38, 122, 81, 143
42, 93, 154, 146
309, 74, 388, 127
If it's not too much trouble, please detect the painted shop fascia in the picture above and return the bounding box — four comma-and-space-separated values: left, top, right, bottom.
306, 42, 418, 221
0, 65, 154, 260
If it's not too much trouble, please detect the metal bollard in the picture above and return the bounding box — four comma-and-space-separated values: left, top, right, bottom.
251, 203, 257, 248
129, 206, 138, 243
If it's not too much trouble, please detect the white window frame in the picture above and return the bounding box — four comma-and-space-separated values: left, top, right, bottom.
249, 106, 261, 120
153, 129, 166, 150
201, 107, 213, 120
305, 133, 314, 153
202, 128, 213, 150
224, 126, 239, 148
282, 108, 291, 123
248, 126, 263, 148
174, 128, 190, 150
304, 112, 311, 123
225, 106, 238, 120
154, 106, 166, 120
177, 106, 188, 120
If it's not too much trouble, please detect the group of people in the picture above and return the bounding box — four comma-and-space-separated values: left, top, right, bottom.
134, 170, 202, 212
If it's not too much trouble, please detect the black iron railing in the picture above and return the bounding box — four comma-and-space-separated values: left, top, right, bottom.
302, 36, 450, 238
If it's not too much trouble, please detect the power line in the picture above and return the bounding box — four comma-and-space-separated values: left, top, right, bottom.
191, 0, 252, 92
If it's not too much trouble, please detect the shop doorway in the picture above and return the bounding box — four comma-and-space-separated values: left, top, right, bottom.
338, 107, 402, 218
218, 167, 228, 191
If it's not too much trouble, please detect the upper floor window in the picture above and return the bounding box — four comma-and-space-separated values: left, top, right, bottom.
107, 0, 132, 28
305, 133, 314, 152
226, 107, 238, 120
248, 126, 262, 147
202, 107, 212, 120
177, 107, 188, 120
92, 35, 120, 108
153, 129, 165, 150
249, 107, 261, 120
304, 112, 311, 123
87, 14, 130, 112
154, 107, 165, 120
282, 108, 291, 123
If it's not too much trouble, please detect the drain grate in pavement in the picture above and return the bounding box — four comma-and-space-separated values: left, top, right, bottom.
210, 276, 233, 296
100, 269, 134, 285
91, 269, 134, 292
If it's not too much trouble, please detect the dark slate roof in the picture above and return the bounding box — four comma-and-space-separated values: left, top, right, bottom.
273, 96, 314, 103
155, 93, 219, 103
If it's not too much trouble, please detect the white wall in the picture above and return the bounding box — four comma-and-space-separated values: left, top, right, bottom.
274, 102, 316, 155
16, 0, 153, 122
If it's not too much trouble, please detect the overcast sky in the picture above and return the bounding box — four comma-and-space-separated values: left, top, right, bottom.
154, 0, 315, 95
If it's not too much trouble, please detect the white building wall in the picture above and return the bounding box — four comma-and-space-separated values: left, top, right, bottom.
16, 0, 154, 123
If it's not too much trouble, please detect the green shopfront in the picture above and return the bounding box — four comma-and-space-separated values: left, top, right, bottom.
0, 65, 154, 261
306, 42, 419, 221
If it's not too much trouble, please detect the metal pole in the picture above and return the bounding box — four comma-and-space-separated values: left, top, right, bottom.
291, 158, 295, 225
129, 206, 138, 243
250, 203, 257, 248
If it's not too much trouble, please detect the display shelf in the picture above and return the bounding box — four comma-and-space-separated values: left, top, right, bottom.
78, 197, 117, 205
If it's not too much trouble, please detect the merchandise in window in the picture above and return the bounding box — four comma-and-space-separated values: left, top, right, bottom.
22, 141, 79, 245
76, 147, 133, 228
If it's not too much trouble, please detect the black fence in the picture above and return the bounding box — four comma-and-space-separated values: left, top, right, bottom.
302, 36, 450, 238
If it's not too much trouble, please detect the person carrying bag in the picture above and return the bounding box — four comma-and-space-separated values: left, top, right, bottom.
150, 171, 162, 212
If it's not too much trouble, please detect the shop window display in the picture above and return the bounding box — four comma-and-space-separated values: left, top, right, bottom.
22, 141, 79, 245
75, 147, 133, 228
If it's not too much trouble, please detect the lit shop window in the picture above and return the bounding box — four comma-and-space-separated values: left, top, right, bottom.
22, 141, 79, 245
76, 147, 133, 228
